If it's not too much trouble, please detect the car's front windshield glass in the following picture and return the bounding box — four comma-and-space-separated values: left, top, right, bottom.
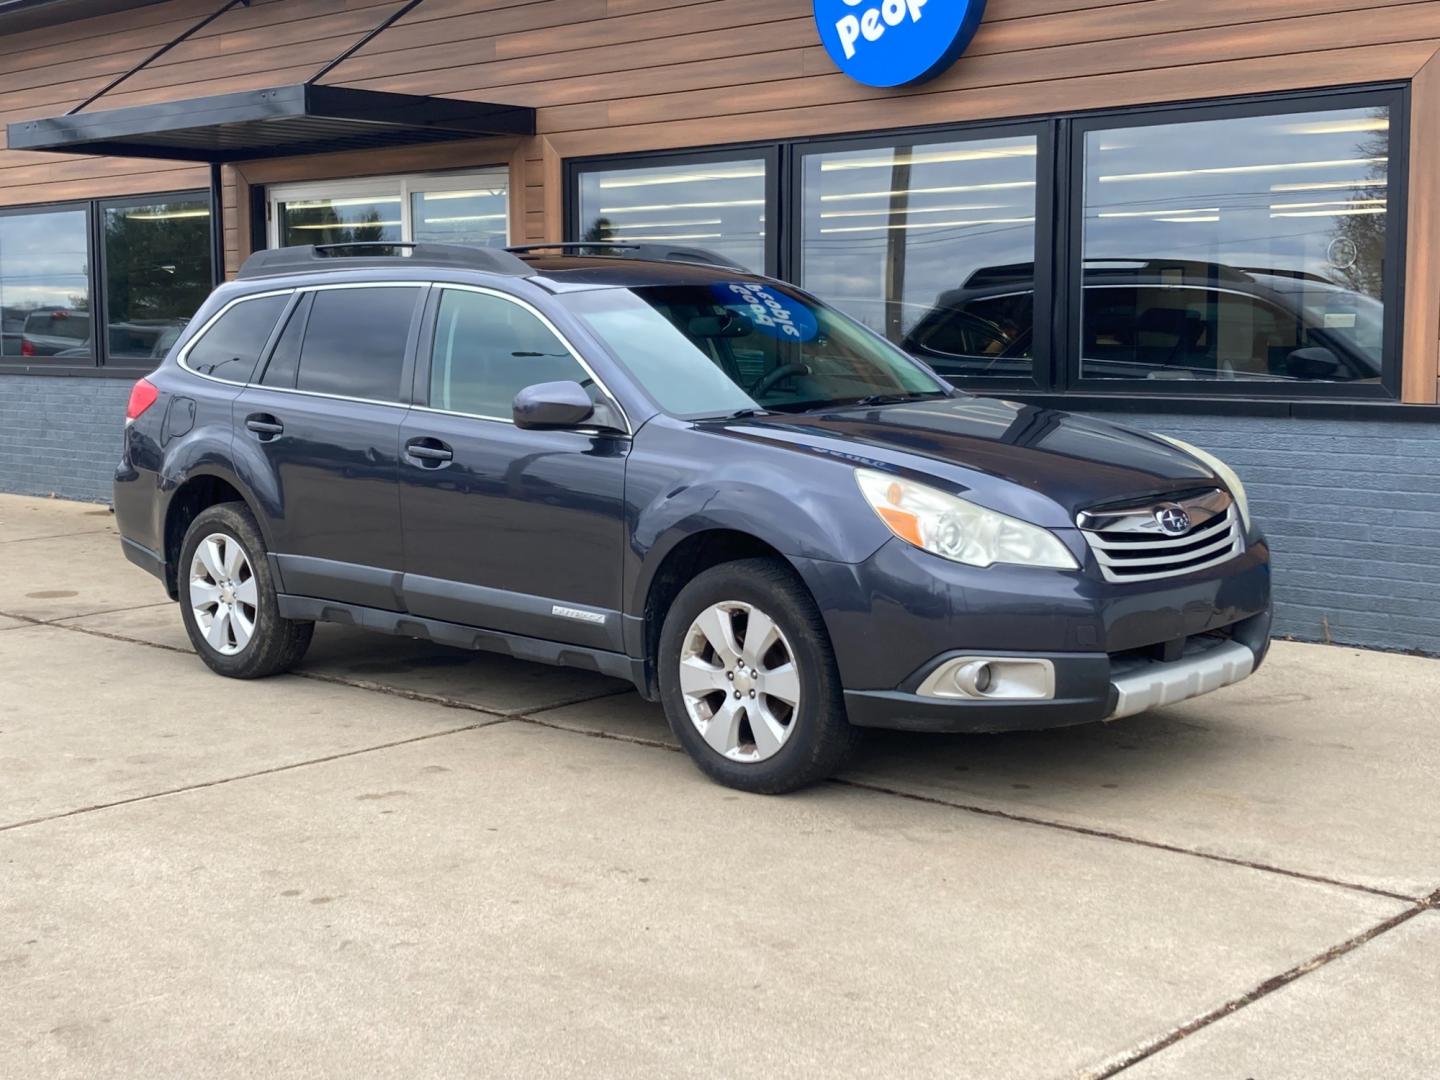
562, 281, 947, 418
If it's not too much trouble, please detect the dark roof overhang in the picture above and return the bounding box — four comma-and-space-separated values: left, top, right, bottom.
5, 84, 535, 163
0, 0, 161, 33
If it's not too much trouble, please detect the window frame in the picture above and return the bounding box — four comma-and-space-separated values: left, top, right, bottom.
267, 168, 511, 250
564, 82, 1411, 404
0, 188, 215, 378
565, 144, 782, 278
1061, 85, 1408, 401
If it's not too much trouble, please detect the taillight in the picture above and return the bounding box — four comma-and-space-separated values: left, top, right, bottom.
126, 378, 159, 422
20, 339, 33, 356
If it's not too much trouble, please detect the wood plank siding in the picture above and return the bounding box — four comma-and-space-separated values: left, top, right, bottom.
1, 0, 1438, 399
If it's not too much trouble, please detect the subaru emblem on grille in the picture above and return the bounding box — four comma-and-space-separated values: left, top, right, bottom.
1156, 506, 1192, 535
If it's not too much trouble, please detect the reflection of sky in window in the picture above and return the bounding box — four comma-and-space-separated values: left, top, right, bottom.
0, 210, 89, 315
800, 136, 1039, 335
412, 187, 508, 247
1084, 106, 1388, 297
577, 161, 767, 273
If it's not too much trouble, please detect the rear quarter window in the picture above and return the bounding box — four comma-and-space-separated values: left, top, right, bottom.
185, 293, 290, 382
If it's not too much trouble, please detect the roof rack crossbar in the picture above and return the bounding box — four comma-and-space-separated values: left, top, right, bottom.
505, 242, 748, 273
238, 242, 532, 280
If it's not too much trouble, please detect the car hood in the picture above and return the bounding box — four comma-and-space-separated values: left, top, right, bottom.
704, 395, 1218, 527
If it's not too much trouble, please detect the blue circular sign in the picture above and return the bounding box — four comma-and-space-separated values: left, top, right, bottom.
814, 0, 987, 88
713, 282, 819, 343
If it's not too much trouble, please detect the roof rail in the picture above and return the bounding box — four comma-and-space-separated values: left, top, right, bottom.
238, 242, 533, 280
505, 241, 749, 273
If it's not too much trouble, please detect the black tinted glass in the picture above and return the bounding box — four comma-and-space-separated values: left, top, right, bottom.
103, 198, 212, 362
1080, 103, 1389, 383
430, 289, 588, 417
295, 287, 418, 401
259, 293, 309, 389
800, 133, 1039, 381
186, 294, 288, 382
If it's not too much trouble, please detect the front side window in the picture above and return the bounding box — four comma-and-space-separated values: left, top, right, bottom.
563, 281, 945, 417
574, 156, 769, 274
1, 207, 91, 362
429, 289, 590, 417
103, 197, 213, 363
292, 287, 420, 402
185, 293, 289, 383
799, 132, 1041, 382
1078, 101, 1391, 385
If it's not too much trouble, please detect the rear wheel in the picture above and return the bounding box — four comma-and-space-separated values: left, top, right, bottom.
178, 502, 312, 679
658, 558, 861, 793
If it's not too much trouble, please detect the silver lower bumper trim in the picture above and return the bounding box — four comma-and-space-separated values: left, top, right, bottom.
1106, 639, 1256, 721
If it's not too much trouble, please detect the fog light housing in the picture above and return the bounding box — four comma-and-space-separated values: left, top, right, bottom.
919, 657, 1056, 701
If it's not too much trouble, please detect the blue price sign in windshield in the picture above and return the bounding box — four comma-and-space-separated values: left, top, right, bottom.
716, 282, 820, 343
814, 0, 987, 88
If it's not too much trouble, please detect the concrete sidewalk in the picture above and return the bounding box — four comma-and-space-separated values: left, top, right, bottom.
1, 493, 1436, 1079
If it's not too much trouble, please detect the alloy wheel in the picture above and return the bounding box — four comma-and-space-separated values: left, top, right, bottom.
188, 532, 258, 656
679, 600, 802, 762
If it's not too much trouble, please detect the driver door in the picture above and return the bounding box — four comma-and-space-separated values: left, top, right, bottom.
397, 285, 630, 651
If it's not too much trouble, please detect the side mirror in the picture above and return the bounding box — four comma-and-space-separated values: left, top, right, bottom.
512, 380, 596, 430
1285, 346, 1342, 380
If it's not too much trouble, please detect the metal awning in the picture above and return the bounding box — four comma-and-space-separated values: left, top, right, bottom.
5, 84, 535, 163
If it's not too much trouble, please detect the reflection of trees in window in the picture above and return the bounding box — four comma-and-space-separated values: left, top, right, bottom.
1331, 120, 1388, 300
584, 216, 614, 242
105, 202, 210, 324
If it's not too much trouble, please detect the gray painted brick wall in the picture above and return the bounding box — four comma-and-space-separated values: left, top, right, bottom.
1, 374, 1436, 654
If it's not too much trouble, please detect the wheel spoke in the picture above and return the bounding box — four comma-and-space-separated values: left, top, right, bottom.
221, 537, 246, 579
702, 698, 745, 757
694, 606, 741, 667
230, 605, 254, 649
762, 662, 801, 707
679, 655, 730, 697
197, 538, 226, 582
233, 576, 258, 607
749, 701, 787, 759
189, 580, 222, 608
205, 606, 232, 651
741, 609, 779, 668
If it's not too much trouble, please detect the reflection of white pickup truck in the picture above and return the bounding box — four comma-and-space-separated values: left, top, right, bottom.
20, 308, 91, 356
51, 320, 188, 361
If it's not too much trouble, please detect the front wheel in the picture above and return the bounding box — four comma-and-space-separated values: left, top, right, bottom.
658, 558, 861, 793
178, 501, 313, 679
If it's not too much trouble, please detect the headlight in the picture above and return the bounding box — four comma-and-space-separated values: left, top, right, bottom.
855, 469, 1078, 570
1153, 435, 1253, 533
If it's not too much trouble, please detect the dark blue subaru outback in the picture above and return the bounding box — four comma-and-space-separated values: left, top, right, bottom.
114, 242, 1272, 793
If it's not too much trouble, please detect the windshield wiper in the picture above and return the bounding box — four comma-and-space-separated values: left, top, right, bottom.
846, 391, 948, 407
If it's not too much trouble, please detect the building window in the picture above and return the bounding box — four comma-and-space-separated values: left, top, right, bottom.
1073, 98, 1395, 389
573, 151, 773, 274
270, 170, 509, 249
103, 196, 213, 364
1, 206, 92, 362
798, 128, 1044, 382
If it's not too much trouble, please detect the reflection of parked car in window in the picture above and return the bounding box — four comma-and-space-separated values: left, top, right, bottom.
903, 260, 1384, 383
20, 308, 91, 356
52, 321, 188, 361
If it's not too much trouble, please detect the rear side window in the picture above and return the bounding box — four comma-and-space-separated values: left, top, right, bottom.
429, 288, 590, 417
293, 286, 420, 402
259, 293, 310, 389
185, 293, 288, 382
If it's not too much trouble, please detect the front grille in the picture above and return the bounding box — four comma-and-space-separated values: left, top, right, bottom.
1077, 489, 1244, 584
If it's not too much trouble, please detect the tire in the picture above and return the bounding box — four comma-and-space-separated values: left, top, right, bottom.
177, 501, 313, 679
658, 557, 862, 793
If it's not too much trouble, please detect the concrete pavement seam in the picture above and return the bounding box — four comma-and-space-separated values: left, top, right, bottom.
1088, 889, 1440, 1078
0, 718, 514, 837
14, 604, 1426, 908
831, 777, 1417, 903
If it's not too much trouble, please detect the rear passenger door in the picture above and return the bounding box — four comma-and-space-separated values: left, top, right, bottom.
398, 284, 630, 651
236, 283, 425, 611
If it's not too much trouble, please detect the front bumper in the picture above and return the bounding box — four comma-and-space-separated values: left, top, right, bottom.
796, 533, 1272, 734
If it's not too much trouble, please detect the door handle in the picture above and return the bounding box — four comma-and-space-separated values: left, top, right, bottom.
245, 413, 283, 440
405, 437, 453, 467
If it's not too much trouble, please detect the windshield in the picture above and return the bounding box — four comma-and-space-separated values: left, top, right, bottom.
562, 281, 947, 417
